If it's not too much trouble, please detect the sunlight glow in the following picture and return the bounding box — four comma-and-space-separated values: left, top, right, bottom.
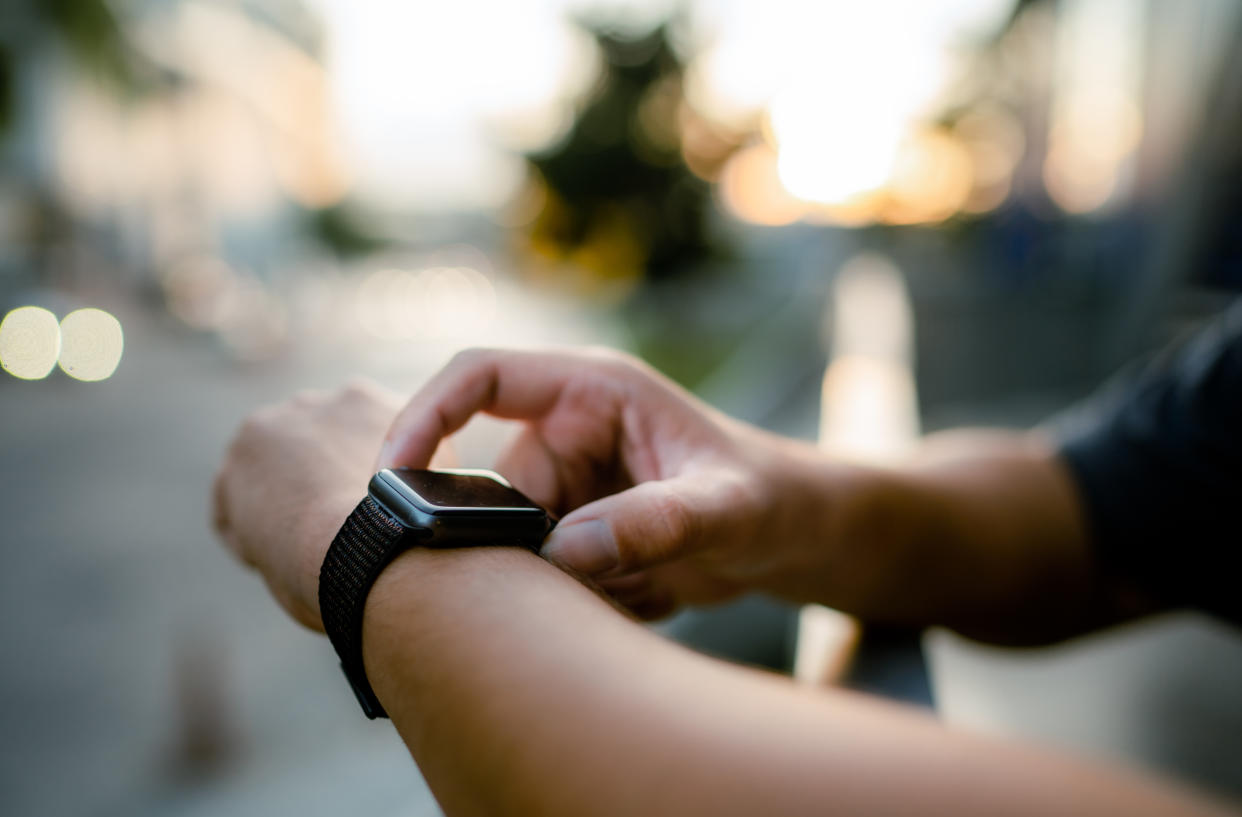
688, 0, 1016, 225
311, 0, 599, 210
771, 85, 907, 206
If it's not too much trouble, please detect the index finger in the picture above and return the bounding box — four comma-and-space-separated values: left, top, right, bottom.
376, 348, 582, 470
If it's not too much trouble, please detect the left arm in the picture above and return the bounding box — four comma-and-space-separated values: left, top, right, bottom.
212, 382, 1235, 817
361, 543, 1227, 817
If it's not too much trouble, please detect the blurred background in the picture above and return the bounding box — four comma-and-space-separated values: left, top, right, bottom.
2, 0, 1240, 814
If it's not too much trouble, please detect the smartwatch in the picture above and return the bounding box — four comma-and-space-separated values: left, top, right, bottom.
318, 467, 555, 718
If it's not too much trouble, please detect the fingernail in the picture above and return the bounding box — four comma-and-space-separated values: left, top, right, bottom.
377, 442, 395, 468
541, 520, 618, 575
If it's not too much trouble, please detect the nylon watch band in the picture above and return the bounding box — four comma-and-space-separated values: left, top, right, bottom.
319, 495, 410, 719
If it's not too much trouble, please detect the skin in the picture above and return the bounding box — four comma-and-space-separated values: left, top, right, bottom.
212, 348, 1232, 817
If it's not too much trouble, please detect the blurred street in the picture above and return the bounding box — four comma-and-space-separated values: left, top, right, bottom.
1, 305, 413, 817
0, 291, 622, 817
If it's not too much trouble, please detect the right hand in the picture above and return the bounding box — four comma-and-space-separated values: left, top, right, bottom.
377, 347, 847, 618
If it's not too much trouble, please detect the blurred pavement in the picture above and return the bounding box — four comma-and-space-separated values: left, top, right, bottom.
0, 291, 621, 817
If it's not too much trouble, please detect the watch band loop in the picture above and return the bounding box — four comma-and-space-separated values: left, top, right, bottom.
319, 495, 409, 719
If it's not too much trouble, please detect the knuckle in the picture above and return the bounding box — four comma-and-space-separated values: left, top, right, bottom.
448, 347, 493, 372
582, 345, 637, 372
342, 376, 375, 395
238, 409, 272, 437
231, 401, 286, 451
652, 489, 697, 552
582, 347, 661, 390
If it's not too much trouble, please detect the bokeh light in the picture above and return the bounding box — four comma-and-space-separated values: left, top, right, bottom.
0, 306, 62, 380
819, 252, 919, 460
216, 279, 289, 363
718, 143, 806, 226
954, 105, 1025, 214
138, 1, 350, 210
770, 84, 908, 207
58, 309, 125, 382
162, 255, 244, 330
883, 129, 974, 225
313, 0, 600, 210
681, 0, 1019, 226
1043, 91, 1142, 213
1042, 0, 1144, 214
354, 265, 497, 341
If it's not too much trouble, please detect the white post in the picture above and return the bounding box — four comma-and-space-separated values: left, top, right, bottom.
793, 252, 919, 684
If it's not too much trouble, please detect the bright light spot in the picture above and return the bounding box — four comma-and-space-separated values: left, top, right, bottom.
718, 143, 806, 226
803, 195, 886, 229
311, 0, 598, 210
762, 2, 951, 208
793, 604, 859, 684
821, 355, 921, 459
884, 129, 974, 224
1043, 144, 1115, 214
687, 0, 1016, 223
1043, 92, 1141, 213
819, 253, 919, 460
0, 306, 62, 380
58, 308, 125, 382
355, 266, 497, 341
1043, 0, 1144, 214
684, 39, 783, 131
829, 253, 914, 364
771, 85, 908, 205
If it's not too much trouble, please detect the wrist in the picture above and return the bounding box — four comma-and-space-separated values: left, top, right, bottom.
764, 440, 900, 609
359, 546, 542, 720
796, 458, 998, 629
300, 489, 365, 629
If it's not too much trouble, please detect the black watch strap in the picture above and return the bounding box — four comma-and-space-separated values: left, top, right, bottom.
319, 495, 409, 719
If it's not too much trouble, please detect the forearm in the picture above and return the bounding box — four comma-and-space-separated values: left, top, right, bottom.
360, 546, 1226, 817
786, 430, 1115, 644
887, 431, 1099, 642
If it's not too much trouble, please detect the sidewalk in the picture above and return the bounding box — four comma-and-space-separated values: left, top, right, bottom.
0, 290, 616, 817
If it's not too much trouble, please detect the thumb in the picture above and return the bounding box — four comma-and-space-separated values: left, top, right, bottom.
541, 471, 747, 577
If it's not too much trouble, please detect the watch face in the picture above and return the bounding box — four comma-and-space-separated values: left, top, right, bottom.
384, 468, 545, 513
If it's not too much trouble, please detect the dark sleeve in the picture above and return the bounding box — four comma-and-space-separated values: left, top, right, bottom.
1056, 300, 1242, 626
